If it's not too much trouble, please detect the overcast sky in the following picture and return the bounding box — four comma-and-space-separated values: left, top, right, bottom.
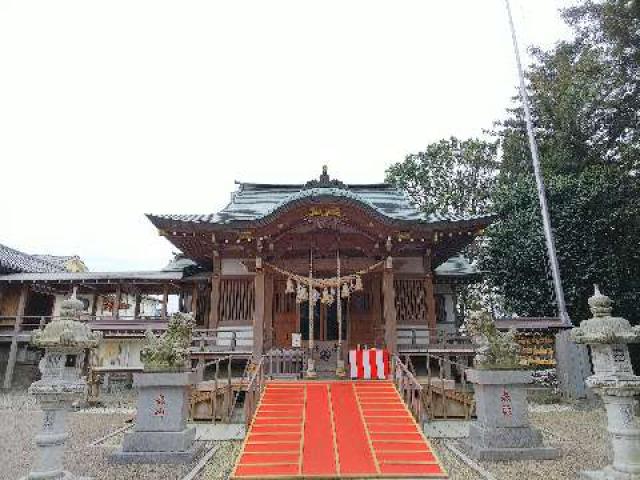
0, 0, 576, 271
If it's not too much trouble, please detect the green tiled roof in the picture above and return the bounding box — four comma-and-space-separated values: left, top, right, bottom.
148, 182, 491, 226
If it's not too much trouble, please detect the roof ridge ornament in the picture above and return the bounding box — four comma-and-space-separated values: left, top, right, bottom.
303, 165, 347, 190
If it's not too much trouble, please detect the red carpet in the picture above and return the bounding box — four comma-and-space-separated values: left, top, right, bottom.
232, 381, 447, 479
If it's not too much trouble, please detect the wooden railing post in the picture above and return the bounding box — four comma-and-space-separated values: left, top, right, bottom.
3, 284, 29, 390
383, 256, 397, 354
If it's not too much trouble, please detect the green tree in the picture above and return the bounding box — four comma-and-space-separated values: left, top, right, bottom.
385, 137, 499, 216
499, 0, 640, 178
388, 1, 640, 324
480, 166, 640, 322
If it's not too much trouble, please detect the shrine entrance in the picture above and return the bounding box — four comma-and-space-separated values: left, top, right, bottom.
300, 300, 347, 342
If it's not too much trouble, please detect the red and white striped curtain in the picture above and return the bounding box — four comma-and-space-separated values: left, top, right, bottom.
349, 348, 390, 380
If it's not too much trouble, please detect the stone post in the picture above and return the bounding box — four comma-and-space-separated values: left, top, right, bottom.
571, 286, 640, 480
463, 310, 559, 460
22, 291, 101, 480
112, 312, 200, 464
465, 369, 559, 460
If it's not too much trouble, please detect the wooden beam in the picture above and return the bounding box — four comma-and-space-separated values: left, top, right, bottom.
91, 292, 99, 317
383, 256, 397, 354
113, 285, 121, 320
191, 284, 199, 323
134, 292, 141, 319
264, 273, 274, 351
3, 284, 29, 390
253, 258, 265, 361
161, 284, 169, 320
208, 256, 221, 329
424, 251, 437, 330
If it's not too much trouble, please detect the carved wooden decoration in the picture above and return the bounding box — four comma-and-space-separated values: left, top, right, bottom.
394, 279, 426, 325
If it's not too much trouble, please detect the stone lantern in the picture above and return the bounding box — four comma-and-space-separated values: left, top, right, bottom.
22, 290, 101, 480
571, 286, 640, 480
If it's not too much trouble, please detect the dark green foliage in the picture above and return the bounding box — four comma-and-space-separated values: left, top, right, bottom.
387, 0, 640, 324
481, 166, 640, 323
386, 137, 498, 216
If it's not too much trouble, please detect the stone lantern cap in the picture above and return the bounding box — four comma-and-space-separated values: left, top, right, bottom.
31, 291, 101, 351
571, 285, 640, 345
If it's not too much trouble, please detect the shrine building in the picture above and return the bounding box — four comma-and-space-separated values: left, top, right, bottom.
0, 167, 493, 385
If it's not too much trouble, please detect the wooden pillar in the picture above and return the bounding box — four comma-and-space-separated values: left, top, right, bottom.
91, 292, 99, 318
253, 258, 265, 361
424, 251, 437, 330
209, 256, 221, 330
113, 285, 121, 319
3, 284, 29, 390
161, 284, 169, 320
191, 283, 199, 323
133, 292, 141, 319
264, 274, 274, 351
383, 256, 397, 354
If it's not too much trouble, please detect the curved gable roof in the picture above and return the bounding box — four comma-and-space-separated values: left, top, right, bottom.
147, 180, 492, 228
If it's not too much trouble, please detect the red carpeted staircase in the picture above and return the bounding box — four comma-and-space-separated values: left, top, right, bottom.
232, 381, 448, 479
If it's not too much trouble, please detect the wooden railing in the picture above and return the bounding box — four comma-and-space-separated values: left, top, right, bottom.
0, 316, 254, 355
190, 355, 236, 423
392, 355, 423, 423
192, 328, 253, 354
0, 315, 49, 332
397, 326, 472, 352
409, 353, 475, 420
266, 348, 305, 379
243, 357, 266, 428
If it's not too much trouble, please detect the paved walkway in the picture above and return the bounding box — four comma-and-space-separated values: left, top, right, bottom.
232, 381, 448, 479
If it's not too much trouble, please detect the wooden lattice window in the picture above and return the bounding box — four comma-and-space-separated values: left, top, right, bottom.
394, 279, 426, 324
219, 279, 255, 323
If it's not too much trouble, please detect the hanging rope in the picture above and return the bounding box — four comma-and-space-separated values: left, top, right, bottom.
263, 259, 384, 290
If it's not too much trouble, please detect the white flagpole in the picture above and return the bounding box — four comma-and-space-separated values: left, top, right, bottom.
504, 0, 571, 325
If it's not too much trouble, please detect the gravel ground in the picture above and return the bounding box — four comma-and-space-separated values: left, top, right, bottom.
480, 404, 608, 480
1, 388, 609, 480
202, 441, 243, 479
1, 389, 202, 480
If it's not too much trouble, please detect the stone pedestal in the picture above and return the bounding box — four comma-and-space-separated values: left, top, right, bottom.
112, 371, 199, 464
572, 287, 640, 480
464, 369, 559, 460
581, 390, 640, 480
23, 397, 91, 480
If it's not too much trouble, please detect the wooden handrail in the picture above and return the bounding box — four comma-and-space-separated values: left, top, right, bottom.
392, 355, 423, 423
266, 348, 305, 379
242, 357, 266, 428
422, 352, 475, 420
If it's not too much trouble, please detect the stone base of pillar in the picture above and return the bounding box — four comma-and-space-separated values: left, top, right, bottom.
305, 358, 317, 379
110, 371, 199, 464
463, 424, 560, 460
581, 466, 640, 480
111, 441, 202, 465
20, 472, 92, 480
464, 368, 560, 461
